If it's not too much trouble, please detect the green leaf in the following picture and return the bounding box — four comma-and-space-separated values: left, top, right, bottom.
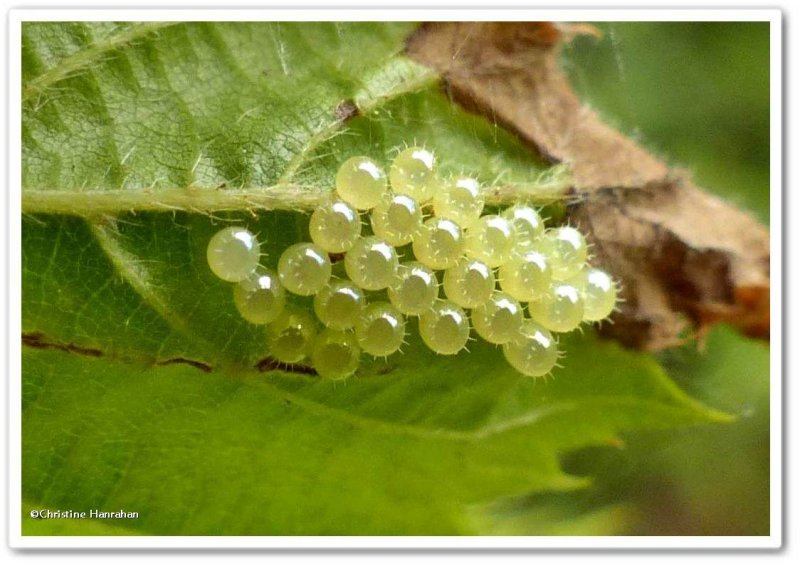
21, 21, 727, 535
22, 333, 727, 535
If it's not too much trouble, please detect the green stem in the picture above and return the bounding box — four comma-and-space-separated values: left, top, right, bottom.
22, 175, 572, 217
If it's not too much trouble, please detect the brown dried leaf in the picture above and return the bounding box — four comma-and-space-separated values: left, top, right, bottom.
407, 22, 769, 350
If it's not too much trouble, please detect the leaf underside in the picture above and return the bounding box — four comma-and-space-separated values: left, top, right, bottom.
21, 21, 726, 535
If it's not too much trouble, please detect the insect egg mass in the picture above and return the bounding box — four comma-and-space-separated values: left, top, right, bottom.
208, 149, 616, 380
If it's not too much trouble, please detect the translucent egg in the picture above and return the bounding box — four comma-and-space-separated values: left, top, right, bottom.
418, 300, 470, 355
544, 226, 588, 280
412, 217, 465, 270
465, 215, 517, 268
498, 250, 552, 302
389, 147, 438, 202
388, 262, 439, 316
311, 329, 361, 381
206, 226, 261, 282
432, 176, 484, 228
502, 319, 559, 377
313, 279, 366, 330
277, 243, 332, 296
336, 156, 387, 210
370, 193, 423, 246
528, 283, 585, 333
502, 204, 545, 248
442, 258, 495, 308
471, 291, 524, 344
355, 302, 406, 357
268, 309, 318, 364
344, 236, 399, 291
233, 269, 285, 325
583, 268, 618, 321
309, 200, 361, 253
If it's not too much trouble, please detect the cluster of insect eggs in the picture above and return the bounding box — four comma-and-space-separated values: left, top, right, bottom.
206, 147, 618, 381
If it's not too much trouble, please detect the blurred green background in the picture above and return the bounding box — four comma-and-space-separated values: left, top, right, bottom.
563, 22, 770, 224
557, 22, 771, 535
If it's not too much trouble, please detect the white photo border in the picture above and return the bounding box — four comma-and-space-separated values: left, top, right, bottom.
6, 7, 783, 550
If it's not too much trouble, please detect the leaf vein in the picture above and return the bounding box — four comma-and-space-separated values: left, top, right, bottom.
23, 22, 179, 103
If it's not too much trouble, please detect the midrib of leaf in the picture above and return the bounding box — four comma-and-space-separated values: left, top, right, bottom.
21, 177, 572, 215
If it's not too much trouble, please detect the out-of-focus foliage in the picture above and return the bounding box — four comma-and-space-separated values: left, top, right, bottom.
563, 22, 770, 223
561, 22, 771, 535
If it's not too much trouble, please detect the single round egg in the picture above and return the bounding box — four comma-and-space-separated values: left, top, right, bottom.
233, 268, 285, 325
471, 291, 524, 345
355, 302, 406, 357
309, 200, 361, 253
313, 279, 366, 330
336, 156, 387, 210
528, 282, 585, 333
418, 300, 471, 355
370, 193, 423, 246
388, 262, 439, 316
465, 215, 517, 268
277, 243, 332, 296
206, 226, 261, 282
442, 257, 495, 308
311, 329, 361, 380
344, 236, 399, 291
389, 147, 437, 202
268, 309, 318, 364
502, 319, 559, 377
412, 217, 465, 270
